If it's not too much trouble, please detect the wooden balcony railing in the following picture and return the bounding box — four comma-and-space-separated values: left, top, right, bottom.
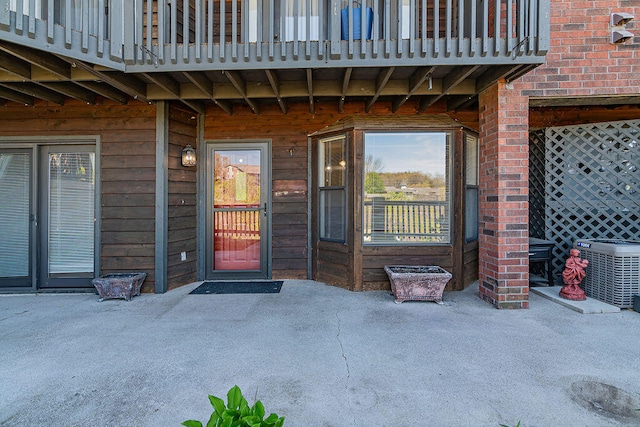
0, 0, 549, 71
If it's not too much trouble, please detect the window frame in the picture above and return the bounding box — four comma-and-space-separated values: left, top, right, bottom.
318, 134, 348, 243
464, 133, 479, 243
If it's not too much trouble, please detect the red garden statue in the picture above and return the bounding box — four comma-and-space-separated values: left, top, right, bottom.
559, 248, 588, 301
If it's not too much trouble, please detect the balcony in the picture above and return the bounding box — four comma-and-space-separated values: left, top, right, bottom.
0, 0, 549, 114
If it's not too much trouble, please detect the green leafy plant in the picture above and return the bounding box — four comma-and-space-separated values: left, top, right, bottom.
499, 422, 521, 427
182, 385, 285, 427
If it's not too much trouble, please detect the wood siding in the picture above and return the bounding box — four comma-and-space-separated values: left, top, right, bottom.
167, 103, 198, 289
0, 100, 158, 292
204, 100, 475, 282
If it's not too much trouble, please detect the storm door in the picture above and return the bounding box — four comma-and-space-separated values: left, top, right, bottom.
0, 150, 33, 289
206, 142, 271, 279
38, 145, 96, 288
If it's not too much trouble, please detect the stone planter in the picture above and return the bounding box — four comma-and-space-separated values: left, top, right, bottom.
384, 265, 452, 304
92, 272, 147, 302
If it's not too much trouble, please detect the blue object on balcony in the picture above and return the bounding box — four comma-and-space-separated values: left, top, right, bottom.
341, 6, 373, 40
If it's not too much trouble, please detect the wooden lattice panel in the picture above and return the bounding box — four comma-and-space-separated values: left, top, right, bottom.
529, 130, 546, 240
543, 120, 640, 283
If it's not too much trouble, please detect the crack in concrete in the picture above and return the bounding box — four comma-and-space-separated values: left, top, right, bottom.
335, 311, 355, 425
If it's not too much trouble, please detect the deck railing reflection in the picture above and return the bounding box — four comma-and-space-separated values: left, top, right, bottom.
363, 199, 449, 243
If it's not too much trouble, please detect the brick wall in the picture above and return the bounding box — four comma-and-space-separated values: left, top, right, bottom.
517, 0, 640, 98
477, 0, 640, 309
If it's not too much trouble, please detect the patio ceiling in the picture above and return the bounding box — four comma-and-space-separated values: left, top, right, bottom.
0, 40, 538, 115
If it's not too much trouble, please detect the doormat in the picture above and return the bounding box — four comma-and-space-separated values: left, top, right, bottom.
190, 281, 283, 295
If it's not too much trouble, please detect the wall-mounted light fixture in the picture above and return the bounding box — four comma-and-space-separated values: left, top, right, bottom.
182, 145, 197, 167
611, 12, 634, 26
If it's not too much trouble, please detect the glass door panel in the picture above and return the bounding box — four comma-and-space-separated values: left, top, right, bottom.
0, 150, 32, 288
39, 146, 96, 288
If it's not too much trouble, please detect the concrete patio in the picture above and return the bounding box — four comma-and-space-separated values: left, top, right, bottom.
1, 280, 639, 427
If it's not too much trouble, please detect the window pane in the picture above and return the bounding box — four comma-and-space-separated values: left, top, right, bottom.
48, 152, 95, 274
319, 189, 346, 241
465, 188, 478, 241
0, 153, 30, 278
319, 136, 347, 188
363, 132, 450, 244
214, 150, 261, 208
465, 134, 478, 185
318, 136, 347, 242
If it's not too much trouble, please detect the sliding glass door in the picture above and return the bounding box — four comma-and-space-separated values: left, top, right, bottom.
0, 150, 33, 288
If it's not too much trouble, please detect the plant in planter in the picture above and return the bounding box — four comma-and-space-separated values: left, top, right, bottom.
182, 385, 285, 427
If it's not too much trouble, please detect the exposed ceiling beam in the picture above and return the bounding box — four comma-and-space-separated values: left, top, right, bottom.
474, 65, 519, 95
265, 70, 286, 114
0, 41, 70, 79
143, 72, 180, 96
504, 64, 538, 84
338, 67, 352, 113
306, 69, 314, 114
0, 82, 66, 105
448, 64, 539, 111
392, 66, 436, 112
0, 50, 31, 79
74, 81, 128, 104
143, 72, 205, 114
0, 85, 34, 105
446, 95, 477, 111
419, 65, 479, 112
40, 82, 96, 104
183, 71, 233, 115
530, 95, 640, 108
365, 67, 395, 112
55, 56, 148, 102
223, 70, 259, 114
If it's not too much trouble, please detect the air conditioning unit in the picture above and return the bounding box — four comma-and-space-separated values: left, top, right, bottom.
574, 239, 640, 308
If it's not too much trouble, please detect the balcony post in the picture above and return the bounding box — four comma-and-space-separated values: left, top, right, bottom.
329, 0, 340, 57
123, 1, 135, 63
537, 0, 550, 54
0, 0, 10, 31
109, 1, 123, 61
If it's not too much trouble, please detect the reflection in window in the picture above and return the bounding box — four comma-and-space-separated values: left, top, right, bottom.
319, 135, 346, 242
363, 132, 450, 244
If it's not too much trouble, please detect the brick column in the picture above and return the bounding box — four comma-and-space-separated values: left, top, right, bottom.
478, 81, 530, 309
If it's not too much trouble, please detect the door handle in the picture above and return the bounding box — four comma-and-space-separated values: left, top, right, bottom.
263, 203, 268, 217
